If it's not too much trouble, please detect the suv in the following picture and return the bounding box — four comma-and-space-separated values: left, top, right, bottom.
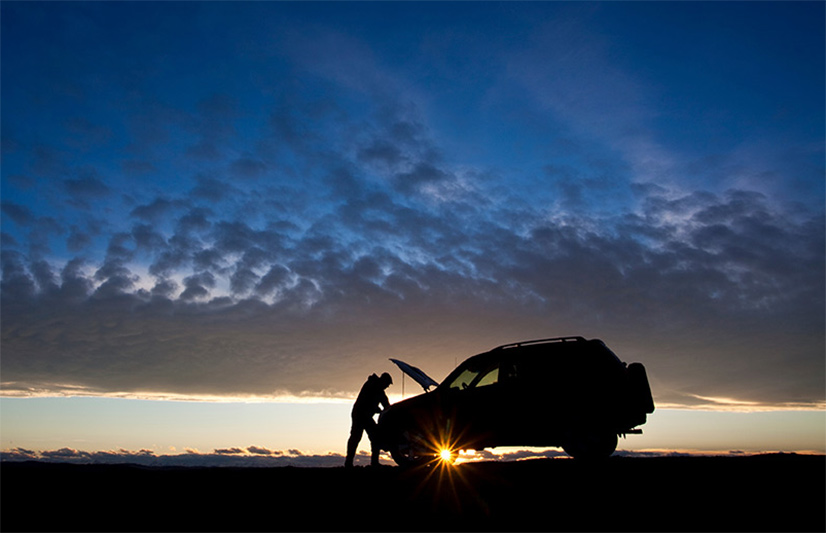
377, 337, 654, 466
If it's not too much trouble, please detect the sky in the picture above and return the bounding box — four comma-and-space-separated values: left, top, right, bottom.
1, 1, 824, 463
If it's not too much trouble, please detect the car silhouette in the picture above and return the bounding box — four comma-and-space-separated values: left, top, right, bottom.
377, 336, 655, 466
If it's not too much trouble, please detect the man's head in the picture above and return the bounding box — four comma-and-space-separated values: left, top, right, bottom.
380, 372, 393, 389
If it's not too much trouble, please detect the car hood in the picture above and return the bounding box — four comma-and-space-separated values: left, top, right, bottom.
389, 358, 439, 392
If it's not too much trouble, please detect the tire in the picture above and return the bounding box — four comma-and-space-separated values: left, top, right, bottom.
562, 429, 618, 460
389, 429, 434, 468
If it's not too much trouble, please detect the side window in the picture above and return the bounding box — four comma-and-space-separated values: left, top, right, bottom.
448, 368, 480, 390
475, 367, 499, 388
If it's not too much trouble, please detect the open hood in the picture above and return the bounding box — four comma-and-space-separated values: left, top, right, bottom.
389, 358, 440, 392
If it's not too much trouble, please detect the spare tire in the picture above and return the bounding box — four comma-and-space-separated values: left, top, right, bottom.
628, 363, 655, 414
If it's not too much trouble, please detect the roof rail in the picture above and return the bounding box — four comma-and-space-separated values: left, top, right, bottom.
491, 336, 585, 351
494, 336, 587, 350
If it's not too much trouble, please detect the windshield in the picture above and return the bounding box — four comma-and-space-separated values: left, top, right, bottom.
446, 362, 499, 390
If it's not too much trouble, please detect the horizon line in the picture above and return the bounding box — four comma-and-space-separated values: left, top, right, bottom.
3, 445, 823, 465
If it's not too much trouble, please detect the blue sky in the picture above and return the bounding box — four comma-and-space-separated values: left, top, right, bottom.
1, 2, 824, 458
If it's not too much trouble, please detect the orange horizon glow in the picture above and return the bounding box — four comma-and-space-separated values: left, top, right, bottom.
3, 387, 824, 414
2, 396, 823, 460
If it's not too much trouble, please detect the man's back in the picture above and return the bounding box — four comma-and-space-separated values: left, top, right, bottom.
352, 374, 389, 417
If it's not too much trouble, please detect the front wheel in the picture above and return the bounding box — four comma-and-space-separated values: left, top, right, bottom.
562, 430, 618, 460
389, 429, 434, 468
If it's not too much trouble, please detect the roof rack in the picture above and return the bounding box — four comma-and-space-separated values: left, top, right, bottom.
493, 336, 587, 351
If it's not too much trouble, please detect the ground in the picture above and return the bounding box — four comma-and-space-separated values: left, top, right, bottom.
2, 454, 823, 532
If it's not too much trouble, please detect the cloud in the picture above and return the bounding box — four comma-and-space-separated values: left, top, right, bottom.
1, 2, 822, 412
64, 173, 111, 201
2, 445, 765, 468
1, 447, 351, 468
214, 447, 246, 455
1, 202, 34, 226
1, 176, 822, 408
247, 446, 280, 456
130, 198, 187, 224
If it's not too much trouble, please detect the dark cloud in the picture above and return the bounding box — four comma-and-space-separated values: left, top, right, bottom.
247, 446, 280, 456
1, 1, 822, 413
130, 198, 187, 224
66, 226, 93, 252
0, 250, 36, 300
180, 271, 216, 301
121, 159, 157, 176
131, 224, 166, 254
0, 446, 709, 467
255, 264, 291, 297
190, 176, 237, 204
214, 447, 246, 455
59, 257, 95, 302
1, 202, 34, 226
151, 278, 178, 298
1, 232, 20, 249
358, 139, 404, 168
0, 446, 349, 467
394, 162, 452, 195
1, 179, 822, 408
64, 173, 111, 200
230, 156, 267, 179
149, 236, 197, 278
176, 207, 213, 234
1, 204, 68, 256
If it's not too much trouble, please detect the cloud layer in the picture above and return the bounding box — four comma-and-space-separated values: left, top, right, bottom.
1, 445, 746, 468
1, 3, 823, 409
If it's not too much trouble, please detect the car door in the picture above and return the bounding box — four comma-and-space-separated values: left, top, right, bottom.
442, 357, 516, 449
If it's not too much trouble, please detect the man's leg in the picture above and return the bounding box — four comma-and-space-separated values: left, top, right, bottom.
345, 419, 364, 467
364, 418, 381, 466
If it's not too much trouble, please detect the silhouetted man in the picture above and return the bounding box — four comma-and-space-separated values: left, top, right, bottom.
345, 372, 393, 468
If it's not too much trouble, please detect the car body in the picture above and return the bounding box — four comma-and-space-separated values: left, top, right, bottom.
377, 336, 655, 466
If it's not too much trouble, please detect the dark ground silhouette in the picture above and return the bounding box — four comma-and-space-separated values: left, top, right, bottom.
2, 454, 823, 532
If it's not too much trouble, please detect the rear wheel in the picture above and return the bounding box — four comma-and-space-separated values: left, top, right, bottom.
562, 429, 618, 460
